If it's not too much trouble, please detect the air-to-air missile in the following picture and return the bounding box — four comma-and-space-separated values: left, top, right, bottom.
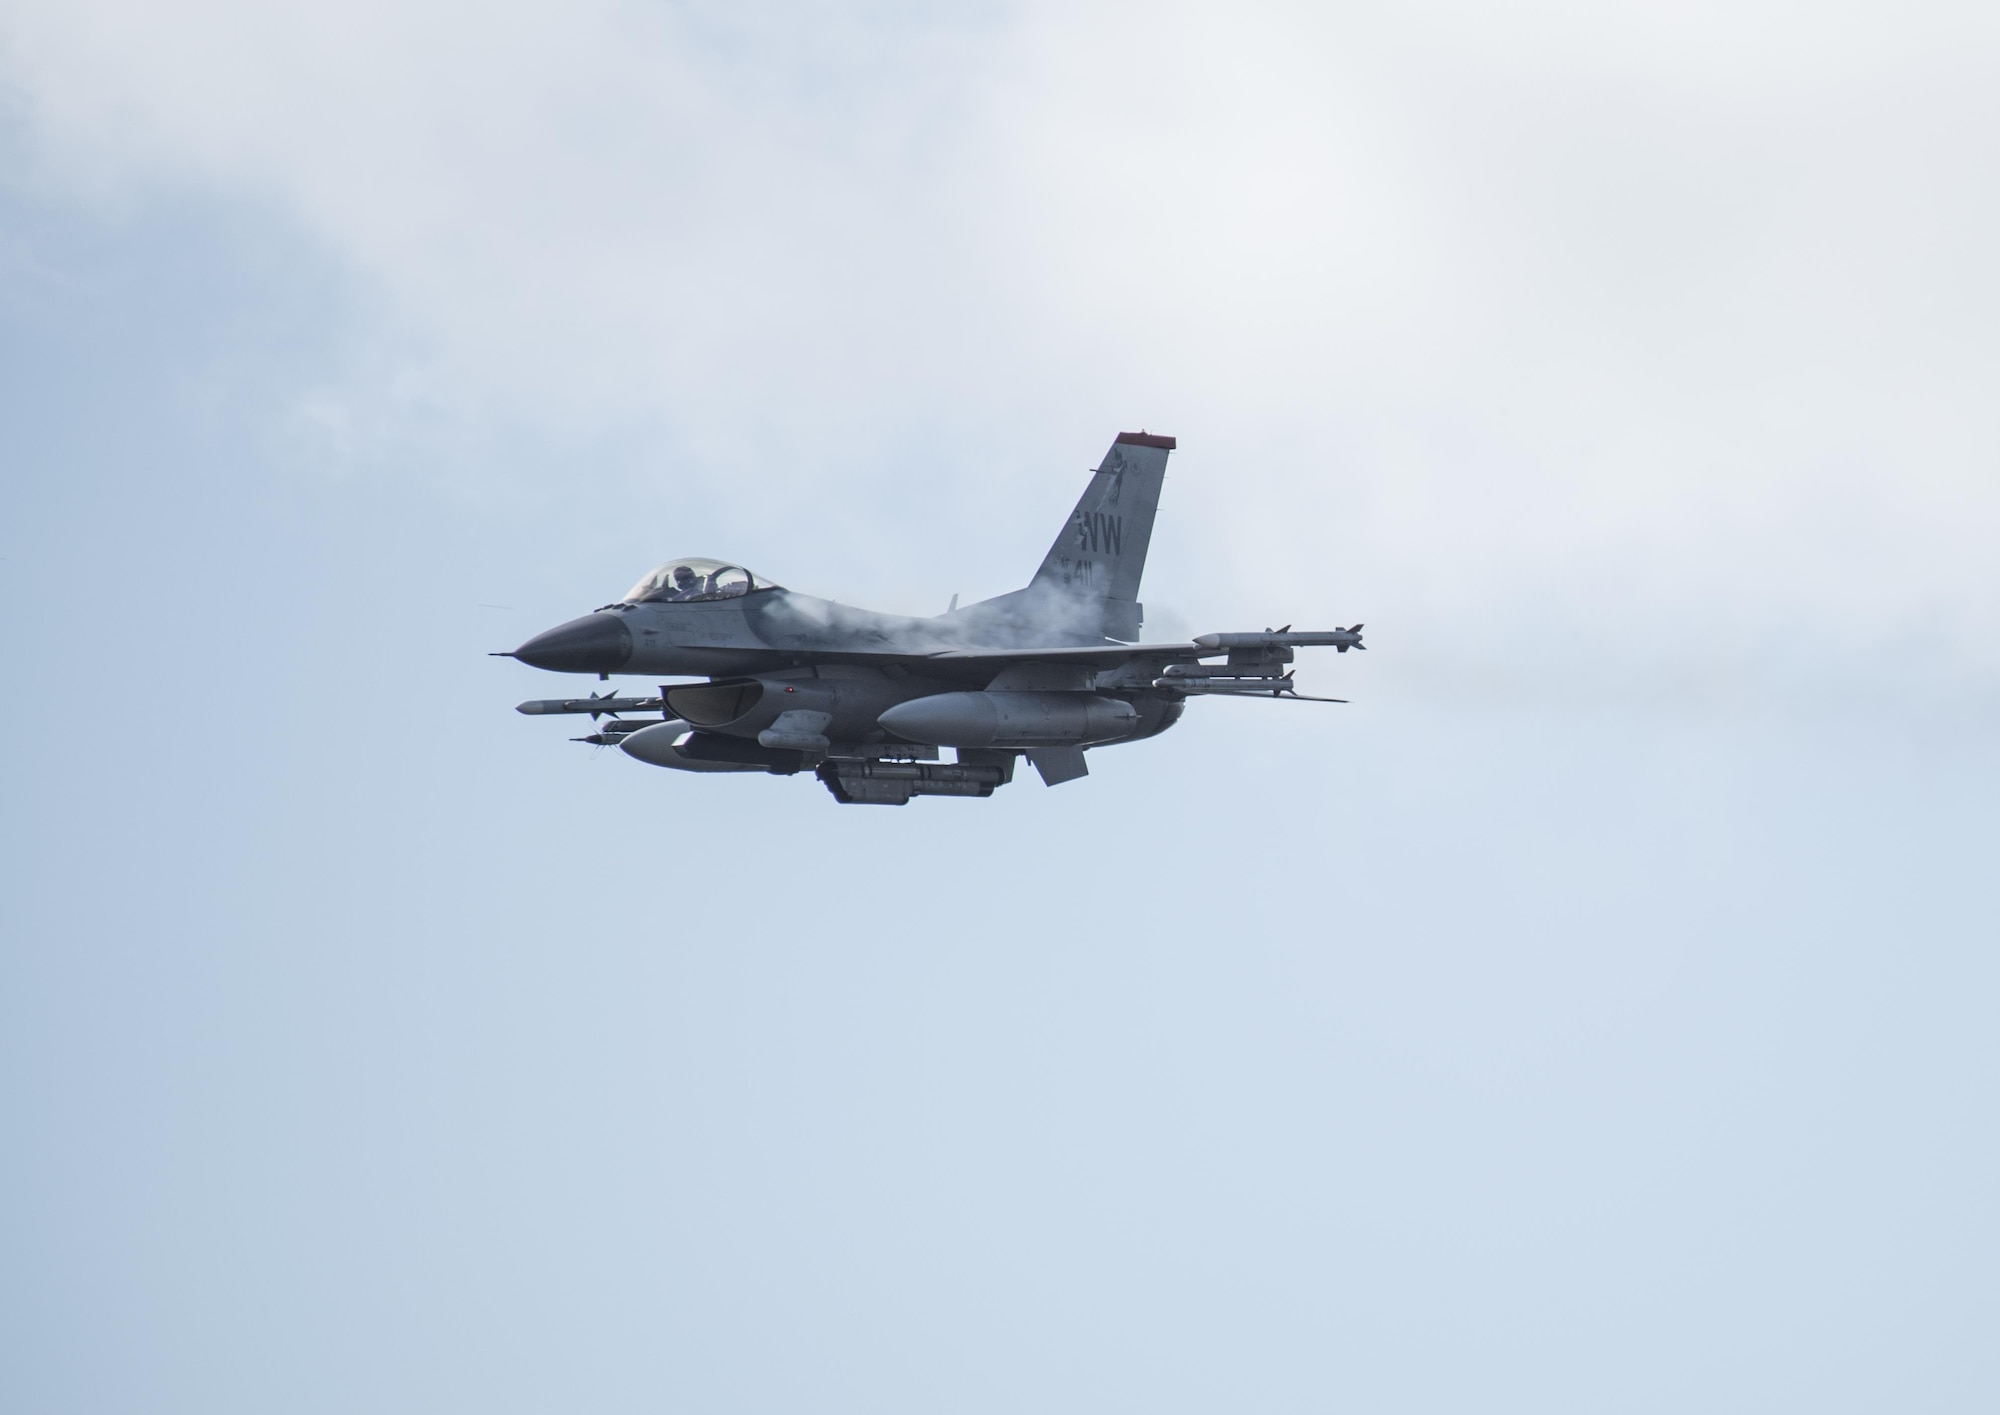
516, 694, 663, 716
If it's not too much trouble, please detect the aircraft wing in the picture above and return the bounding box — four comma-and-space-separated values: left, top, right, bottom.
921, 640, 1208, 666
921, 627, 1364, 665
914, 628, 1364, 699
730, 629, 1362, 697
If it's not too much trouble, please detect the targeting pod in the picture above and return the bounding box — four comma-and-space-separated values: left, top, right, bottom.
817, 758, 1014, 806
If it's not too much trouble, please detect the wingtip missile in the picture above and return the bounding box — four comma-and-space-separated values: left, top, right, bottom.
1192, 628, 1364, 651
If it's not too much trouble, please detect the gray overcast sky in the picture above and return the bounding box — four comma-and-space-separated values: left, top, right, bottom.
3, 4, 1997, 1412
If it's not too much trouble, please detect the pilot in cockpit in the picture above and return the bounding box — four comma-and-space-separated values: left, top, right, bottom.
665, 564, 704, 600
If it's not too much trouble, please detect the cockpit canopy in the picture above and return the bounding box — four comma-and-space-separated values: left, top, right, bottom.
621, 557, 781, 605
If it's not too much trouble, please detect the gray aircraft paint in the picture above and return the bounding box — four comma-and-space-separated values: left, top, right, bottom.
505, 433, 1365, 804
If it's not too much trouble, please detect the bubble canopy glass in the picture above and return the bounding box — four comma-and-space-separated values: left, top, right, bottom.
621, 558, 781, 604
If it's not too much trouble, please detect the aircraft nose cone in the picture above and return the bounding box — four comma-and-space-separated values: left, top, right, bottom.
512, 613, 633, 673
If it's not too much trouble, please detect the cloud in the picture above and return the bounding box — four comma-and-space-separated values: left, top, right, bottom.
2, 4, 1004, 433
3, 0, 1996, 708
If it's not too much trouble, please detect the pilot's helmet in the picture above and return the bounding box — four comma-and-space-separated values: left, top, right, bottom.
671, 564, 700, 590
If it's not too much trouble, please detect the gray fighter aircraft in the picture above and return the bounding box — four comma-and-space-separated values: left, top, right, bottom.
500, 433, 1364, 804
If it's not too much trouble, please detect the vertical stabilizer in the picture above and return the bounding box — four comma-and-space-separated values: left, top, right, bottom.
948, 432, 1175, 644
1034, 432, 1172, 608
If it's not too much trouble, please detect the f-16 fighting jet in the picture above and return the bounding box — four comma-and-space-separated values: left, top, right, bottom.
500, 433, 1364, 804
